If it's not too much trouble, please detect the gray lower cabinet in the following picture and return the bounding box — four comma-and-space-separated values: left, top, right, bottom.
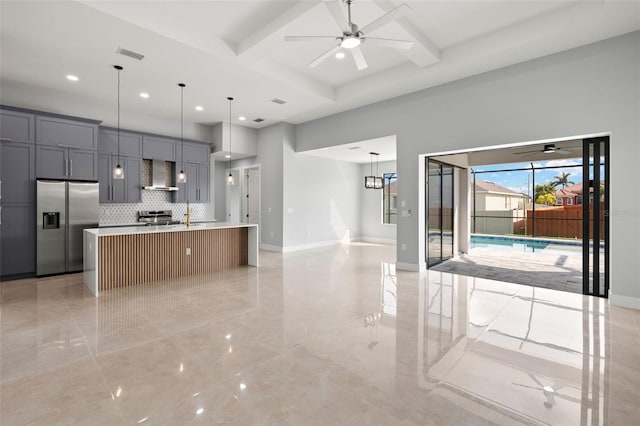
36, 145, 97, 180
1, 140, 35, 279
174, 162, 209, 203
98, 154, 141, 203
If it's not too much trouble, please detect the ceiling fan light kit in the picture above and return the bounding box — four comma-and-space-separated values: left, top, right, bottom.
285, 0, 413, 71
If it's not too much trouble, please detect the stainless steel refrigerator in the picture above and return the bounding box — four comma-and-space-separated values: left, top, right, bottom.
36, 179, 99, 276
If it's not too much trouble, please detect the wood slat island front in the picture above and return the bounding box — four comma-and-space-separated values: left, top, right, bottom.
83, 223, 258, 296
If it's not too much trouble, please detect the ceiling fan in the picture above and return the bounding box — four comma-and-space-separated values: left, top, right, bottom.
284, 0, 414, 71
514, 143, 581, 156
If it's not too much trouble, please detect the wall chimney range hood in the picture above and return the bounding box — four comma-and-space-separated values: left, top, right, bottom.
142, 159, 179, 191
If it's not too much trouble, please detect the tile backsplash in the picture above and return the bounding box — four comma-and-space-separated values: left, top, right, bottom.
99, 160, 208, 225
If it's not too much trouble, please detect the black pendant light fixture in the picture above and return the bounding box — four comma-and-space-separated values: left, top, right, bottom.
226, 97, 235, 186
112, 65, 124, 180
177, 83, 187, 184
364, 152, 383, 189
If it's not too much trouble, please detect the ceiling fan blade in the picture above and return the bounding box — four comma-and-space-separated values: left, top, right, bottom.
514, 150, 540, 155
365, 37, 413, 50
555, 149, 573, 154
351, 45, 368, 70
285, 35, 338, 42
361, 3, 411, 35
324, 0, 351, 33
308, 44, 342, 68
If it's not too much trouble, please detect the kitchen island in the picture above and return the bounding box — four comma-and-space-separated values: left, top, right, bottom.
83, 222, 258, 296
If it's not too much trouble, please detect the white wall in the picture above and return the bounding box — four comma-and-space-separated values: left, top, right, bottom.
295, 31, 640, 307
211, 122, 258, 157
283, 124, 362, 250
360, 160, 397, 243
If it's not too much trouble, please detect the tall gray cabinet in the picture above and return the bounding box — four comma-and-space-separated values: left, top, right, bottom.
1, 109, 36, 279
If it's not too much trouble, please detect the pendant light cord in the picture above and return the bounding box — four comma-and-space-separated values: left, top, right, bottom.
180, 85, 184, 164
228, 97, 233, 172
116, 66, 121, 164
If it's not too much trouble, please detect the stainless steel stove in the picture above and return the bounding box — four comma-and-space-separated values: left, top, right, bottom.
137, 210, 181, 226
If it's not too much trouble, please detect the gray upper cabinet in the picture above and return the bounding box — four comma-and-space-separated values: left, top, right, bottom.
174, 162, 209, 203
36, 116, 98, 150
180, 141, 210, 164
1, 109, 35, 143
36, 145, 97, 180
142, 135, 175, 161
35, 115, 98, 180
99, 128, 142, 157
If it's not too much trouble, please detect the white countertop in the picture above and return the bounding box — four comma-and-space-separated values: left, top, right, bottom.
86, 222, 257, 236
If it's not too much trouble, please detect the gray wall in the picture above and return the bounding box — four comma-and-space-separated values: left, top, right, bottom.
295, 31, 640, 307
360, 160, 397, 243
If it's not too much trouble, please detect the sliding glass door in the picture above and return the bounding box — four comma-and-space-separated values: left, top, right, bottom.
427, 160, 454, 267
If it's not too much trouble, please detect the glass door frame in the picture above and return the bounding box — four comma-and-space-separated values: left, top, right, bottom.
582, 136, 609, 298
426, 158, 456, 268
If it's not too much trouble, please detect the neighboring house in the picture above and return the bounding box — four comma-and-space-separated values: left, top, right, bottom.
473, 180, 529, 211
555, 182, 605, 206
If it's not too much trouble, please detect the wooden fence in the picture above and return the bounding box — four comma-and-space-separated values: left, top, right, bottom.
525, 205, 605, 239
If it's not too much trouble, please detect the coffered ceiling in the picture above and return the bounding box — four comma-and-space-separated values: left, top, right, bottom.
1, 0, 638, 129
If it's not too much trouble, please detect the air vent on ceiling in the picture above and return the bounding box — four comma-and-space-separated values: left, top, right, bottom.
116, 47, 145, 61
270, 98, 287, 105
253, 118, 265, 123
348, 146, 361, 150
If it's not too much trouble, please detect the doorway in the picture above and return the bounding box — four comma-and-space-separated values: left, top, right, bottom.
243, 166, 261, 226
426, 136, 609, 298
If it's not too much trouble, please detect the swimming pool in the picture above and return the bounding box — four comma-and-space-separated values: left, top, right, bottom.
470, 235, 582, 254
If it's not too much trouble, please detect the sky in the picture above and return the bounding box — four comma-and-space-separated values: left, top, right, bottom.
471, 157, 599, 196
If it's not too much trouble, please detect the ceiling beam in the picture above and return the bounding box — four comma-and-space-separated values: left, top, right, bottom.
374, 0, 440, 68
235, 0, 322, 56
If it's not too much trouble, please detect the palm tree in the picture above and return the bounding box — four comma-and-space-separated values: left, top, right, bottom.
551, 172, 575, 189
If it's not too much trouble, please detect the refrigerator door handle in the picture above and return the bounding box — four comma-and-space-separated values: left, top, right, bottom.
69, 159, 73, 176
65, 158, 68, 176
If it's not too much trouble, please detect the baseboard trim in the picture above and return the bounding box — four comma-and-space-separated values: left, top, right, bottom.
609, 293, 640, 310
259, 243, 283, 252
355, 237, 397, 245
281, 239, 344, 253
396, 262, 427, 272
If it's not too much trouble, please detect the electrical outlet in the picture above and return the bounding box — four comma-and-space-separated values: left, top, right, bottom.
186, 248, 191, 256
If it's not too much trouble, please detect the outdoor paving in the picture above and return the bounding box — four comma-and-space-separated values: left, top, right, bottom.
431, 245, 603, 294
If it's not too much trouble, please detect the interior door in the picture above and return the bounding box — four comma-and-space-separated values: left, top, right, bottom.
245, 168, 260, 224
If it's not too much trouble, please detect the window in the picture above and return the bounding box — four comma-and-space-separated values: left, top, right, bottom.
567, 197, 573, 205
383, 172, 397, 224
576, 196, 582, 204
556, 198, 563, 206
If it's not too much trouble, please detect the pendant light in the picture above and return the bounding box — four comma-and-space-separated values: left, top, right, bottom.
226, 96, 235, 186
112, 65, 124, 180
177, 83, 187, 184
364, 152, 383, 189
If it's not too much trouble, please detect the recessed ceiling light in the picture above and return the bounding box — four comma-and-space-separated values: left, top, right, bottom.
66, 74, 79, 82
139, 92, 149, 98
225, 154, 231, 159
195, 106, 203, 111
335, 52, 345, 59
238, 116, 246, 121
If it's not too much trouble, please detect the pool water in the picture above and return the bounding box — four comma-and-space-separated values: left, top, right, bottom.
470, 235, 583, 254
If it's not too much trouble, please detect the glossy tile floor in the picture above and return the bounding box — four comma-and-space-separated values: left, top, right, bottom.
1, 243, 639, 425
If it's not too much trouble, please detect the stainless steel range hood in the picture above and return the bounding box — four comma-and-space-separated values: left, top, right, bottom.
142, 159, 179, 191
